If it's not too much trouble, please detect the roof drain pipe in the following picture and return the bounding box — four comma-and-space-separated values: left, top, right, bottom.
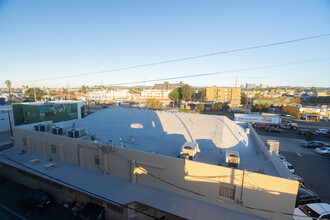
131, 160, 137, 183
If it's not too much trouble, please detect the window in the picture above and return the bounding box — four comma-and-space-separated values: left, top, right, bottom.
25, 112, 30, 116
219, 182, 236, 199
94, 155, 100, 167
22, 138, 28, 147
50, 145, 57, 155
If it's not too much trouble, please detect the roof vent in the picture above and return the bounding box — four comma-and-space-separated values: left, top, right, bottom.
30, 159, 40, 165
45, 163, 55, 170
180, 142, 200, 160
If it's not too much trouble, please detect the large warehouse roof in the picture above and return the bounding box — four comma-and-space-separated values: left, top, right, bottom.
19, 107, 279, 176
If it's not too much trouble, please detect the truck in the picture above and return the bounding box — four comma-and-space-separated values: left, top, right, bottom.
234, 114, 281, 129
283, 120, 298, 130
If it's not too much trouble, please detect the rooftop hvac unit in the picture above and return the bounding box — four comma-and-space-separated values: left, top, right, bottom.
68, 128, 88, 138
34, 122, 51, 132
30, 159, 40, 165
45, 163, 55, 170
225, 150, 240, 168
180, 142, 200, 160
52, 125, 71, 136
267, 140, 279, 154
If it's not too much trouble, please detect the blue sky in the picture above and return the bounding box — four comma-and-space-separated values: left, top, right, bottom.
1, 0, 330, 88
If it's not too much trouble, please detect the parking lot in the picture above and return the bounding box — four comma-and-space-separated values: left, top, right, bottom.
0, 176, 74, 220
259, 135, 330, 204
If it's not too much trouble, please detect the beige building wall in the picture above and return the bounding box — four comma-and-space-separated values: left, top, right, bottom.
13, 127, 299, 220
206, 86, 241, 107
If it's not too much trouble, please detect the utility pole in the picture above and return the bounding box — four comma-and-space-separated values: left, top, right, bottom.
33, 82, 37, 102
8, 110, 13, 136
67, 81, 70, 100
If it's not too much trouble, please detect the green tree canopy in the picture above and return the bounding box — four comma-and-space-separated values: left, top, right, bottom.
211, 102, 230, 112
196, 89, 207, 102
79, 85, 88, 94
146, 99, 164, 110
4, 80, 12, 103
181, 84, 194, 101
195, 103, 205, 112
169, 88, 181, 103
24, 88, 45, 101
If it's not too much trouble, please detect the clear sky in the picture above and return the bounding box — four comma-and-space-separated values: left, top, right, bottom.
1, 0, 330, 88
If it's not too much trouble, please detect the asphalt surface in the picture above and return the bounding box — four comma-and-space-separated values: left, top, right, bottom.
256, 127, 330, 142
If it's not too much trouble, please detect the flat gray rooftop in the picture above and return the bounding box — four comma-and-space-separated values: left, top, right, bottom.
19, 107, 279, 176
0, 147, 264, 220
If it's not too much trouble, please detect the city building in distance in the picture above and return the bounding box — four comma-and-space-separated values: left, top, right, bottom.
206, 86, 241, 107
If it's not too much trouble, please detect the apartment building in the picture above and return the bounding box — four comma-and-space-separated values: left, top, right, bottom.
206, 86, 241, 107
154, 81, 184, 90
0, 108, 299, 220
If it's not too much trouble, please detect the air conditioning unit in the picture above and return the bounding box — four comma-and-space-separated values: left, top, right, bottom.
68, 128, 88, 138
45, 163, 55, 170
52, 125, 71, 135
30, 159, 40, 165
34, 122, 51, 132
180, 142, 200, 160
225, 150, 240, 168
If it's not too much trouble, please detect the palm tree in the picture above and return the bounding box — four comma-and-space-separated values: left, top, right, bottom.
5, 80, 12, 104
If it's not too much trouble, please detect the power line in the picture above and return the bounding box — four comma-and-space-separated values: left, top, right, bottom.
12, 33, 330, 84
104, 57, 330, 87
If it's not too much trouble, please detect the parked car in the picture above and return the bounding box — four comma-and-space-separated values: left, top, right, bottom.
293, 203, 330, 220
315, 147, 330, 156
282, 161, 295, 173
296, 188, 321, 207
266, 126, 284, 134
17, 189, 54, 212
298, 129, 318, 136
314, 129, 329, 135
293, 174, 305, 186
301, 141, 329, 149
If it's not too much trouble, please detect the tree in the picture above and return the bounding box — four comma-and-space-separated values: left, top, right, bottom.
254, 92, 264, 98
251, 104, 270, 112
291, 97, 301, 104
196, 89, 207, 102
211, 102, 230, 112
181, 84, 194, 101
146, 99, 164, 110
4, 80, 11, 103
241, 95, 248, 106
79, 85, 88, 94
195, 103, 205, 112
23, 88, 45, 101
169, 88, 181, 104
